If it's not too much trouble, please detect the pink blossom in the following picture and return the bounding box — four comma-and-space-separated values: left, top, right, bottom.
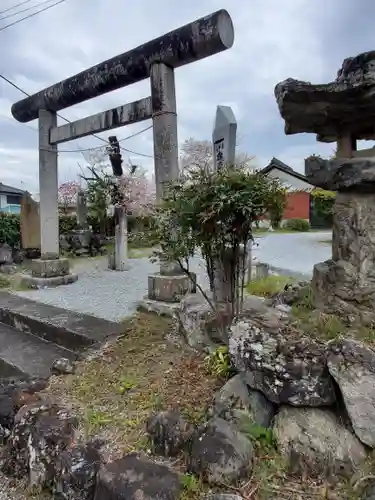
117, 168, 155, 216
58, 181, 81, 212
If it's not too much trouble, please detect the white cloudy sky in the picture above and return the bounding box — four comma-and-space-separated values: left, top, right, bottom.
0, 0, 373, 193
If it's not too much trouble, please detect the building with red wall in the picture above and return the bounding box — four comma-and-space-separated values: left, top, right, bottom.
260, 157, 314, 225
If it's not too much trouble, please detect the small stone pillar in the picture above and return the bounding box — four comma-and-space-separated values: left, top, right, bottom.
22, 109, 77, 288
274, 50, 375, 324
147, 62, 195, 303
69, 189, 92, 257
115, 207, 129, 271
211, 105, 241, 303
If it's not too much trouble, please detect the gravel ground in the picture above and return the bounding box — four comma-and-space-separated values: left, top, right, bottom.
14, 232, 331, 322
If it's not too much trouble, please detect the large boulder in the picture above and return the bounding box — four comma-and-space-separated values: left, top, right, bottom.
178, 292, 282, 352
28, 410, 78, 489
188, 417, 253, 485
94, 453, 182, 500
229, 318, 336, 407
213, 374, 275, 428
146, 411, 195, 457
328, 339, 375, 448
273, 406, 367, 478
1, 399, 61, 478
0, 377, 46, 432
177, 292, 231, 351
54, 442, 101, 500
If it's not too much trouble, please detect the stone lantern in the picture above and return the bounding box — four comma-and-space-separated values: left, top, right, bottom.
275, 51, 375, 324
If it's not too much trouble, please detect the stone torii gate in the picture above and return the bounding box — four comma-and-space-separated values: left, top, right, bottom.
12, 9, 234, 292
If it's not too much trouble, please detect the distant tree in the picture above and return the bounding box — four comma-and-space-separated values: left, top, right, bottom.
58, 181, 80, 214
180, 138, 255, 179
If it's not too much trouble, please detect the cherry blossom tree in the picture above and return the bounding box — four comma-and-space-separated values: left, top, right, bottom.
58, 181, 81, 214
117, 166, 155, 216
180, 138, 255, 179
81, 150, 155, 231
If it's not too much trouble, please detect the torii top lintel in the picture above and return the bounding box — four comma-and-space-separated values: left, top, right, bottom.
11, 9, 234, 123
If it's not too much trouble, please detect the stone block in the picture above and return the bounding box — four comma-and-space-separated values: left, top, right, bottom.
94, 453, 182, 500
274, 51, 375, 141
148, 273, 196, 303
137, 297, 179, 317
311, 191, 375, 324
31, 258, 70, 278
305, 156, 375, 192
69, 229, 92, 248
20, 273, 78, 289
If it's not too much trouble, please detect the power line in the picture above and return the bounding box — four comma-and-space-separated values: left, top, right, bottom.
0, 0, 32, 16
0, 0, 66, 32
0, 0, 56, 21
0, 73, 153, 157
59, 126, 153, 154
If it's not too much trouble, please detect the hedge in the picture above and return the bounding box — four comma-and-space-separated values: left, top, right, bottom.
0, 213, 153, 248
0, 213, 20, 247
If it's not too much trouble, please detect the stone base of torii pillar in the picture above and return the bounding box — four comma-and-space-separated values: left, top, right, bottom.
20, 257, 78, 289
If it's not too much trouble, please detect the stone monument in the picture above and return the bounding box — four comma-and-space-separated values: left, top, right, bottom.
76, 190, 88, 229
20, 192, 40, 258
211, 105, 242, 303
69, 190, 92, 257
274, 50, 375, 324
213, 105, 237, 171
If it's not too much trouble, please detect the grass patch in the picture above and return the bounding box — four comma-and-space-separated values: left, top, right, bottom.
45, 312, 220, 459
0, 275, 11, 288
247, 275, 295, 298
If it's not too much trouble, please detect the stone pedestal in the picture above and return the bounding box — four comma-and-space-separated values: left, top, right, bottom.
307, 157, 375, 324
148, 273, 196, 303
20, 258, 77, 289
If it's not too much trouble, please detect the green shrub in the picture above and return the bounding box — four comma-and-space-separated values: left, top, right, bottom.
247, 275, 295, 297
128, 230, 154, 249
204, 346, 235, 379
0, 213, 20, 247
59, 215, 78, 234
283, 218, 310, 232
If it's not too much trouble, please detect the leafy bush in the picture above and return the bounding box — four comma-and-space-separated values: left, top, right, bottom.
204, 346, 235, 379
150, 166, 286, 319
59, 215, 78, 234
310, 188, 335, 227
0, 213, 20, 247
283, 218, 310, 232
268, 187, 287, 229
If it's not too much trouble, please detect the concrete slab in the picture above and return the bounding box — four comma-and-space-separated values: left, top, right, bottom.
0, 322, 77, 380
0, 291, 124, 353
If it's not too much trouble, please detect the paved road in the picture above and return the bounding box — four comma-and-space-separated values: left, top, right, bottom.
253, 230, 331, 277
15, 232, 331, 322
